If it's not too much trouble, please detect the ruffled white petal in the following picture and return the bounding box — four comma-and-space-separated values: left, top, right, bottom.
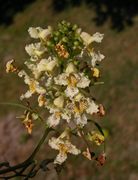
20, 91, 32, 100
28, 26, 52, 40
47, 113, 60, 127
90, 51, 105, 67
86, 99, 99, 114
92, 32, 104, 43
74, 114, 87, 126
28, 27, 42, 39
67, 144, 81, 155
54, 73, 68, 86
48, 137, 59, 150
65, 86, 79, 98
77, 74, 90, 88
54, 152, 67, 164
25, 43, 46, 58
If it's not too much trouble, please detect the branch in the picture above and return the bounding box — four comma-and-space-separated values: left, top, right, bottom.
0, 126, 53, 179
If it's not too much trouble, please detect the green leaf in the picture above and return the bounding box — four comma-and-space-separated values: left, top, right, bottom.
0, 102, 31, 111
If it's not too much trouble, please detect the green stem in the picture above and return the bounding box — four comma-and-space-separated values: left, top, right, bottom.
0, 126, 52, 175
28, 126, 52, 161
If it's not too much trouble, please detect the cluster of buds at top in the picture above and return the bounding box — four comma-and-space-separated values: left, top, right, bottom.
6, 21, 106, 165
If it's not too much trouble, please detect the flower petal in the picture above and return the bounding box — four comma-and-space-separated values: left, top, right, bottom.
54, 152, 67, 164
65, 87, 79, 98
92, 32, 104, 43
74, 114, 87, 126
47, 113, 60, 127
48, 137, 59, 150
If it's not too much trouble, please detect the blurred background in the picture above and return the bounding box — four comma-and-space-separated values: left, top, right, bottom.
0, 0, 138, 179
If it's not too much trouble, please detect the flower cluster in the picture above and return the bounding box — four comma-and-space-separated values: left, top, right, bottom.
6, 21, 106, 165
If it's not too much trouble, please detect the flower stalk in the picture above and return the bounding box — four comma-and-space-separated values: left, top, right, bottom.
0, 126, 52, 179
4, 20, 107, 172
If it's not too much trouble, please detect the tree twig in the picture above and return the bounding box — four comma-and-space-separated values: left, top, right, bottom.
0, 126, 52, 179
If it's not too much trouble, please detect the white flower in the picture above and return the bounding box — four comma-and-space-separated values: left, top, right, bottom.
54, 73, 67, 86
28, 26, 52, 40
77, 74, 90, 88
54, 73, 90, 98
18, 70, 46, 99
80, 32, 93, 46
6, 59, 17, 73
92, 32, 104, 43
47, 105, 71, 127
81, 32, 104, 46
28, 27, 42, 39
46, 106, 63, 127
90, 51, 105, 67
47, 112, 61, 127
25, 43, 46, 58
37, 57, 57, 73
74, 114, 87, 126
49, 135, 80, 164
65, 86, 79, 98
86, 98, 99, 115
67, 97, 98, 126
25, 57, 57, 79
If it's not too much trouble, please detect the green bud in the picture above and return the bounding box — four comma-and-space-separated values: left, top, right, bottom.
61, 20, 66, 25
58, 23, 62, 29
59, 28, 64, 33
54, 31, 60, 37
63, 26, 68, 32
47, 41, 53, 47
72, 24, 78, 31
67, 22, 71, 27
74, 60, 80, 65
62, 37, 68, 43
54, 37, 58, 42
74, 41, 79, 47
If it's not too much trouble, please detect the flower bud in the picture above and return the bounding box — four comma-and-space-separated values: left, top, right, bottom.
54, 96, 64, 108
80, 32, 93, 46
46, 60, 57, 72
6, 59, 17, 73
74, 41, 79, 47
74, 93, 83, 101
96, 153, 106, 166
65, 62, 77, 74
98, 104, 105, 116
87, 131, 105, 146
62, 37, 68, 43
72, 24, 78, 31
92, 68, 100, 78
